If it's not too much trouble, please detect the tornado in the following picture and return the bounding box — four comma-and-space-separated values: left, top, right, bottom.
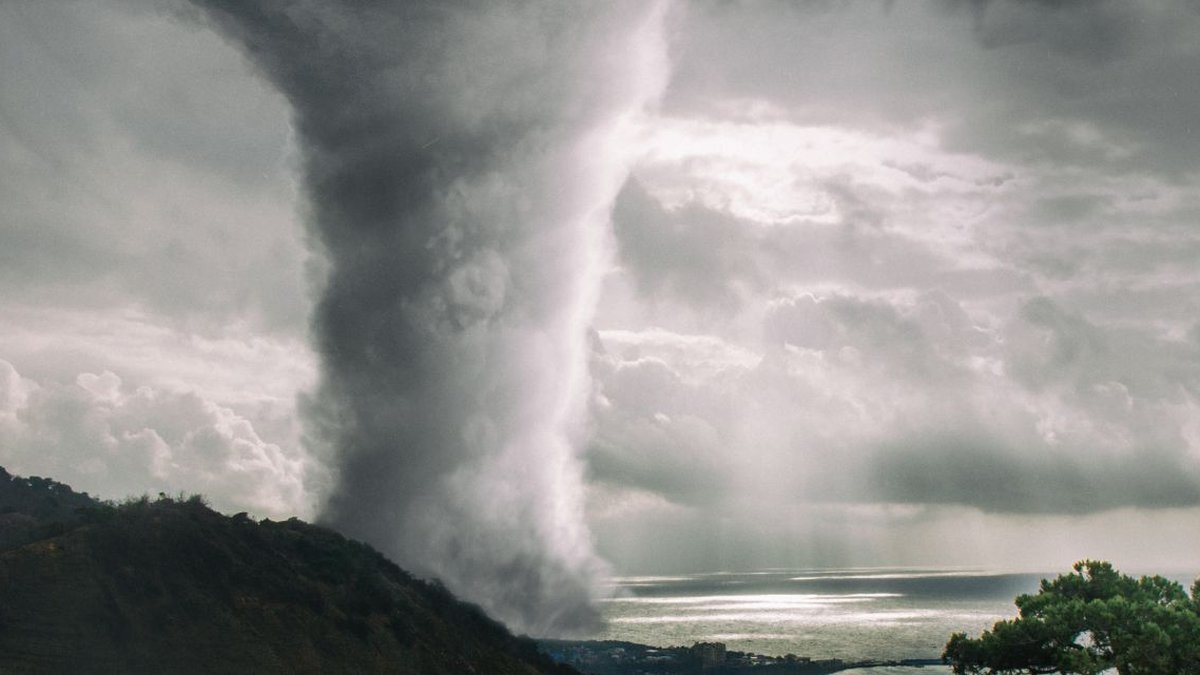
189, 0, 671, 634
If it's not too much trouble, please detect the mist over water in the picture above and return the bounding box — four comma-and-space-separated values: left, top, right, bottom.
189, 0, 671, 635
598, 569, 1045, 662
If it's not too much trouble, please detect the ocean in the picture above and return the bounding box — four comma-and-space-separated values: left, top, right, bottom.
595, 568, 1048, 666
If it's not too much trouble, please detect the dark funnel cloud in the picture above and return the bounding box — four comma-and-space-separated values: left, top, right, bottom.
189, 0, 670, 634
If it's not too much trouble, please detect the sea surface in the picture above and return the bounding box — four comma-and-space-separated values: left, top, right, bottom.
595, 568, 1047, 664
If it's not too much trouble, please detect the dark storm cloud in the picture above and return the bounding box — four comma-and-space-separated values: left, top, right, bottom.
945, 0, 1144, 60
612, 179, 762, 308
990, 184, 1200, 325
588, 352, 735, 505
588, 426, 728, 506
591, 281, 1200, 523
861, 296, 1200, 514
939, 0, 1200, 173
7, 0, 1198, 577
672, 1, 1200, 175
873, 432, 1200, 514
1007, 297, 1200, 399
662, 1, 964, 127
608, 178, 1018, 322
188, 0, 667, 634
587, 0, 1200, 544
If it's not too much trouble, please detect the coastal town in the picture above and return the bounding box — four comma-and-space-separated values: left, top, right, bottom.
539, 640, 943, 675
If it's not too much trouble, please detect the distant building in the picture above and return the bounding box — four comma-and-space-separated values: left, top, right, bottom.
690, 642, 726, 669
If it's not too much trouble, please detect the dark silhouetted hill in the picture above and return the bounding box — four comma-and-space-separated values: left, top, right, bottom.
0, 467, 103, 551
0, 468, 578, 675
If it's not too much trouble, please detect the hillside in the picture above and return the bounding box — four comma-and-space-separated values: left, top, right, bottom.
0, 469, 578, 675
0, 468, 103, 551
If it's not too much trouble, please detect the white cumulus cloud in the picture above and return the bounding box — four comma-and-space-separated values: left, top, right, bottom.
0, 360, 309, 517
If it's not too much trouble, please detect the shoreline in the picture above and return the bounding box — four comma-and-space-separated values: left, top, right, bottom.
539, 639, 944, 675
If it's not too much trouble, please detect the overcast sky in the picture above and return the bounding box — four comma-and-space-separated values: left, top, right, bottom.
2, 0, 1200, 577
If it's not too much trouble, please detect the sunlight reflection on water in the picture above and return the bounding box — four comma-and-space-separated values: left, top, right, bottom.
595, 569, 1043, 661
835, 662, 955, 667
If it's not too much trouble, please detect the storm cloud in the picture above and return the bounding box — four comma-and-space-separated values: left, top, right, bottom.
189, 0, 670, 634
590, 0, 1200, 566
4, 0, 1200, 596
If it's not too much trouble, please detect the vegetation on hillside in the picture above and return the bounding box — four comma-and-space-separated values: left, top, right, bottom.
0, 467, 102, 550
944, 560, 1200, 675
0, 467, 577, 675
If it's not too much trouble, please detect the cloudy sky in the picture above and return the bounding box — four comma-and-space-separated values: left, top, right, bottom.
2, 0, 1200, 584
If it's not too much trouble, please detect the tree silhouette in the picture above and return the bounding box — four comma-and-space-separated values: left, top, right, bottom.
944, 560, 1200, 675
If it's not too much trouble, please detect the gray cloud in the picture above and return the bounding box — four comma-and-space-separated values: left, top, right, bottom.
586, 286, 1200, 545
189, 0, 669, 634
873, 432, 1200, 514
607, 178, 1006, 329
1006, 296, 1200, 399
0, 360, 307, 516
943, 0, 1200, 175
671, 1, 1200, 175
0, 1, 305, 333
613, 178, 762, 308
585, 1, 1200, 545
946, 0, 1146, 61
5, 0, 1200, 583
589, 354, 734, 505
764, 293, 967, 381
856, 296, 1200, 515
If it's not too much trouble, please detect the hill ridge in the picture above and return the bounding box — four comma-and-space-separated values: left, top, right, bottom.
0, 467, 577, 675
